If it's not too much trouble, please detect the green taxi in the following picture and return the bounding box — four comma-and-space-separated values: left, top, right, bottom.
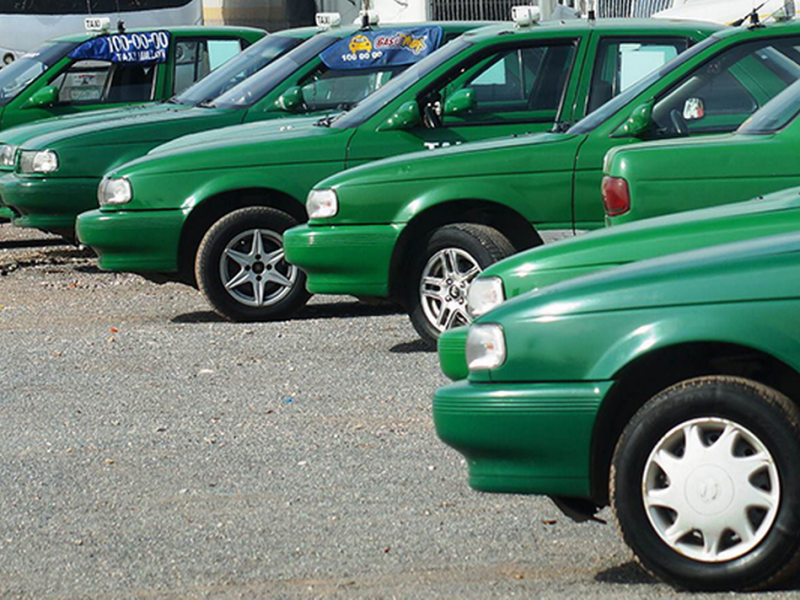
603, 73, 800, 226
2, 22, 473, 237
287, 18, 800, 344
0, 24, 265, 221
434, 231, 800, 591
76, 17, 714, 323
441, 185, 800, 380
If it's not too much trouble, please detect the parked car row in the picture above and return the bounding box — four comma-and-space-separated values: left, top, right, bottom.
4, 6, 800, 592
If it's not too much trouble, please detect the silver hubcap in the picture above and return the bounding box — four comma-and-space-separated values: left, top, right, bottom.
643, 417, 780, 563
219, 228, 297, 307
420, 248, 481, 332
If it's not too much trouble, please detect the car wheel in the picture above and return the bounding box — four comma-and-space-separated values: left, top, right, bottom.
611, 376, 800, 591
195, 206, 310, 322
410, 223, 514, 346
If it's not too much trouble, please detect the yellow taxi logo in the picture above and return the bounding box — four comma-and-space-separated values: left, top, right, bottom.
349, 35, 373, 54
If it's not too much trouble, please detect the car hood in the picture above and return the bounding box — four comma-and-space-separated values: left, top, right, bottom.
110, 119, 352, 178
485, 228, 800, 323
0, 103, 178, 146
322, 132, 579, 189
18, 106, 239, 150
151, 114, 328, 155
482, 186, 800, 290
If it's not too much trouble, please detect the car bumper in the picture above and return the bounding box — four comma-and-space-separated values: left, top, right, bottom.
76, 208, 186, 273
284, 223, 403, 297
433, 380, 612, 497
438, 326, 469, 381
2, 175, 100, 233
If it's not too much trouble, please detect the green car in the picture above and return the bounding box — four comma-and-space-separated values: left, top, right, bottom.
287, 18, 800, 344
603, 73, 800, 226
434, 231, 800, 591
441, 185, 800, 380
0, 24, 265, 221
2, 22, 474, 238
77, 18, 713, 323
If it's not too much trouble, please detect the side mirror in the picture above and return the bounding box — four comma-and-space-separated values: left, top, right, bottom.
24, 85, 58, 109
376, 101, 421, 132
443, 88, 475, 116
612, 101, 653, 138
275, 86, 304, 112
683, 97, 705, 121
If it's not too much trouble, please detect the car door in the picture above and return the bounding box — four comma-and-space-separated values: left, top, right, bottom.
572, 33, 800, 230
343, 34, 589, 166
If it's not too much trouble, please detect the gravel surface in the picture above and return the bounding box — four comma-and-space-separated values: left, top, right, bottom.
0, 223, 796, 599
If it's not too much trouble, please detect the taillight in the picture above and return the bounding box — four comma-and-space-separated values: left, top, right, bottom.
602, 176, 630, 216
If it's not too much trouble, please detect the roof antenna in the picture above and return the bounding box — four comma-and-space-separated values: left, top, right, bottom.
587, 0, 596, 22
732, 1, 767, 26
362, 0, 371, 29
117, 19, 125, 33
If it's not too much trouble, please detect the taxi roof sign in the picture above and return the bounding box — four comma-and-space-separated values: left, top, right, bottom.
775, 0, 796, 20
512, 6, 541, 27
316, 13, 342, 29
85, 17, 111, 32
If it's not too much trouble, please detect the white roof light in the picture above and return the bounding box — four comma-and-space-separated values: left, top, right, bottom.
315, 12, 342, 29
511, 6, 541, 27
84, 17, 111, 32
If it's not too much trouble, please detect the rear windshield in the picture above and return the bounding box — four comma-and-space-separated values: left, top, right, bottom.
738, 78, 800, 134
173, 34, 304, 106
0, 41, 77, 106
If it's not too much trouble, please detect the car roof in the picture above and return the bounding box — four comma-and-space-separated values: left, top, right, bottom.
54, 25, 266, 43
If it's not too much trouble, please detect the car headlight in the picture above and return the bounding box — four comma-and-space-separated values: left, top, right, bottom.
0, 144, 18, 168
18, 149, 58, 174
467, 276, 505, 317
306, 188, 338, 219
465, 324, 506, 371
98, 176, 132, 207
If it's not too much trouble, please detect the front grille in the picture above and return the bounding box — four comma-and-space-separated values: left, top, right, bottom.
428, 0, 519, 20
598, 0, 673, 17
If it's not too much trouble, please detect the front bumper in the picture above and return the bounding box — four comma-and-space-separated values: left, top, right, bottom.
76, 208, 186, 273
284, 223, 403, 297
2, 175, 99, 233
433, 380, 612, 497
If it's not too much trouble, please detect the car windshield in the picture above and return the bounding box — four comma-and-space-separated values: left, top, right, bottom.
210, 34, 337, 109
173, 34, 305, 106
330, 37, 471, 130
0, 41, 78, 106
567, 35, 721, 135
738, 78, 800, 134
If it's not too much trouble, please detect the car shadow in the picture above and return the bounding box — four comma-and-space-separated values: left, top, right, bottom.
171, 299, 402, 324
389, 339, 435, 354
594, 561, 657, 585
0, 238, 68, 250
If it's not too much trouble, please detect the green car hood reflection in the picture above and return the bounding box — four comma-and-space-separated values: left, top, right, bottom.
150, 114, 328, 155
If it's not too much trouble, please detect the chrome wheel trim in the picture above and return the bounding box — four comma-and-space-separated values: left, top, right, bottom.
643, 417, 780, 563
419, 247, 481, 332
218, 228, 297, 308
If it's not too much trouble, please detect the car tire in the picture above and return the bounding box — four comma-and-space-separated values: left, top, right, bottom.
195, 206, 310, 322
611, 376, 800, 591
409, 223, 514, 346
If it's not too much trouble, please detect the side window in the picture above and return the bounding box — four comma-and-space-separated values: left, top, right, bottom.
174, 39, 243, 95
297, 66, 403, 112
426, 42, 577, 127
51, 60, 111, 103
49, 60, 156, 104
587, 38, 686, 115
652, 37, 800, 136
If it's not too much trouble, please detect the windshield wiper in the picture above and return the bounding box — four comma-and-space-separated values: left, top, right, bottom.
315, 114, 337, 128
552, 121, 573, 133
197, 98, 217, 108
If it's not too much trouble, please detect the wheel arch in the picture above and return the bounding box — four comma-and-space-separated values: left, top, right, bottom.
588, 341, 800, 506
387, 199, 542, 305
177, 187, 305, 285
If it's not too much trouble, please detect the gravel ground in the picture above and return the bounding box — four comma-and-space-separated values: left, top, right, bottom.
0, 223, 796, 599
